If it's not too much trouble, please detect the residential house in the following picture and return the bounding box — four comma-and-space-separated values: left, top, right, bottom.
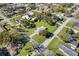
27, 11, 34, 16
31, 17, 38, 22
74, 22, 79, 28
35, 26, 47, 34
67, 34, 78, 49
22, 14, 30, 20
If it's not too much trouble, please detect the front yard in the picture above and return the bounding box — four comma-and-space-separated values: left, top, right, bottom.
19, 42, 34, 56
58, 27, 69, 42
32, 34, 46, 44
47, 37, 64, 56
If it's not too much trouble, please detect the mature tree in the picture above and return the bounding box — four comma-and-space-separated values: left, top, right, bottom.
0, 31, 11, 45
68, 29, 74, 35
28, 3, 36, 10
65, 28, 74, 35
21, 19, 30, 27
9, 29, 21, 42
0, 47, 10, 56
57, 6, 65, 13
42, 12, 53, 24
33, 12, 42, 21
75, 33, 79, 39
63, 3, 73, 8
0, 29, 20, 45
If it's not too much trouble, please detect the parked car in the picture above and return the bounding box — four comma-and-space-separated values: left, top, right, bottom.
27, 24, 36, 29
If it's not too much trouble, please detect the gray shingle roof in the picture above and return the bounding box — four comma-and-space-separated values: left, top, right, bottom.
67, 34, 78, 47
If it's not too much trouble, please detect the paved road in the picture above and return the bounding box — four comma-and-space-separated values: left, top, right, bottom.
58, 21, 79, 33
59, 48, 69, 56
29, 17, 72, 56
29, 17, 73, 48
41, 17, 72, 47
59, 45, 78, 56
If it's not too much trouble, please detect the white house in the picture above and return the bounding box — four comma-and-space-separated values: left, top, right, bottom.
73, 29, 79, 33
35, 26, 46, 34
28, 11, 34, 16
22, 14, 30, 20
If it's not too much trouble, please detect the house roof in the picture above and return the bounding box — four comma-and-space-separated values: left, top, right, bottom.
31, 18, 37, 21
35, 26, 46, 34
28, 12, 34, 16
73, 29, 79, 33
22, 14, 30, 19
67, 34, 78, 47
74, 22, 79, 27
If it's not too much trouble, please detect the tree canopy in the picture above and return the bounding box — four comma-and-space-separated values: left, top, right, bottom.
0, 29, 20, 45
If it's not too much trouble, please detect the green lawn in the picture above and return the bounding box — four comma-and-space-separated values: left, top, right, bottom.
10, 15, 22, 25
0, 43, 5, 48
26, 28, 36, 35
32, 34, 46, 44
58, 27, 72, 48
5, 24, 12, 29
48, 37, 64, 56
58, 25, 79, 44
48, 37, 62, 52
18, 25, 36, 35
10, 15, 36, 35
11, 19, 59, 36
19, 49, 28, 56
58, 27, 69, 42
55, 49, 65, 56
76, 48, 79, 53
35, 21, 58, 33
19, 42, 34, 56
10, 19, 59, 36
18, 21, 59, 36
